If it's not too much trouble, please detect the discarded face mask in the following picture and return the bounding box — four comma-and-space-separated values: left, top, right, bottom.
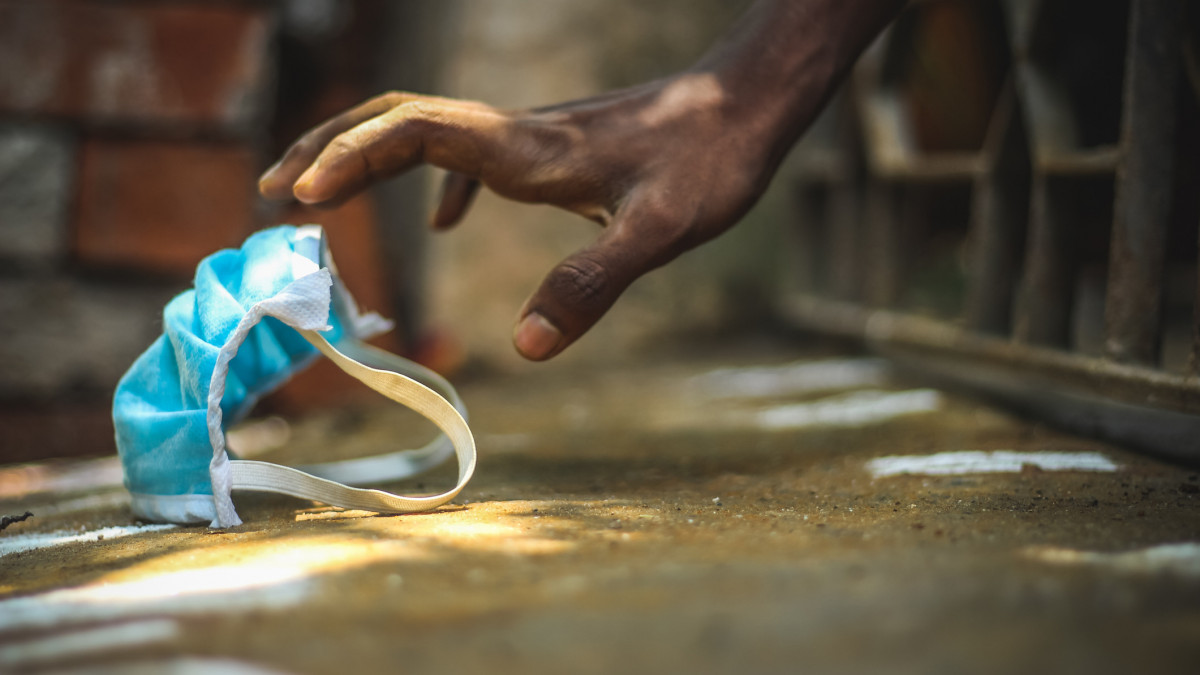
113, 225, 474, 528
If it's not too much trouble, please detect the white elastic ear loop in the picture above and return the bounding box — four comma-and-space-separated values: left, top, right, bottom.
227, 330, 476, 516
289, 223, 460, 486
295, 338, 462, 485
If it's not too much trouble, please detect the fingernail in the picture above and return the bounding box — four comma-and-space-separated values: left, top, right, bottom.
514, 312, 562, 360
293, 165, 319, 203
259, 161, 282, 185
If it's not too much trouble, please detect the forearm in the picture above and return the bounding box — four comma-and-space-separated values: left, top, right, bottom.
693, 0, 906, 161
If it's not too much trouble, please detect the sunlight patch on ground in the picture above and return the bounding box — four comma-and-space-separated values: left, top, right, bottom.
404, 514, 577, 555
294, 508, 382, 522
867, 451, 1119, 478
291, 501, 586, 555
0, 537, 431, 633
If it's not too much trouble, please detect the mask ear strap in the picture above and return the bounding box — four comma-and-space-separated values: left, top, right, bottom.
290, 338, 463, 486
286, 224, 458, 486
227, 330, 476, 517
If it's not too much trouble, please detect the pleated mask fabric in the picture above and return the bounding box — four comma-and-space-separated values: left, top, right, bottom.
112, 225, 475, 528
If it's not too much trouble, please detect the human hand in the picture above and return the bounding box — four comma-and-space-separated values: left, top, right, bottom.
258, 0, 904, 361
259, 77, 785, 360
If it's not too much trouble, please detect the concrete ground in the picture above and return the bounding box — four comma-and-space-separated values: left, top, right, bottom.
2, 342, 1199, 674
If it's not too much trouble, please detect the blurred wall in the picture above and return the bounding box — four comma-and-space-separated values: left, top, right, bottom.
0, 0, 403, 460
0, 1, 278, 461
0, 0, 799, 461
412, 0, 795, 373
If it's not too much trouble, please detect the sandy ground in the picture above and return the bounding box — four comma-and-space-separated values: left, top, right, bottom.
2, 344, 1199, 674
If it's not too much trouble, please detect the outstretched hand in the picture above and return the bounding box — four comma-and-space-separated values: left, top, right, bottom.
259, 77, 779, 360
258, 0, 905, 360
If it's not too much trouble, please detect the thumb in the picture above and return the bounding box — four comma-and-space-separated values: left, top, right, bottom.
513, 210, 680, 361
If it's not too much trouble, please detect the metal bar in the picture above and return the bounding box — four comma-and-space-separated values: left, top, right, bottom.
875, 154, 982, 183
780, 293, 1200, 463
863, 180, 905, 307
1185, 30, 1200, 102
1104, 0, 1184, 365
828, 181, 863, 301
789, 186, 826, 295
1038, 148, 1121, 176
826, 92, 866, 302
780, 293, 1200, 416
965, 84, 1029, 335
1013, 175, 1076, 347
1190, 216, 1200, 377
888, 348, 1200, 466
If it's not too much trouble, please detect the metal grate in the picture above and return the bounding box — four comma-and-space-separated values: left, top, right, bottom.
780, 0, 1200, 461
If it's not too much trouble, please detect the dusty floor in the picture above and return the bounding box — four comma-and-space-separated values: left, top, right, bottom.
2, 342, 1199, 674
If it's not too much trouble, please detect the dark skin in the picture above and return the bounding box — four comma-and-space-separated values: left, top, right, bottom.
259, 0, 906, 360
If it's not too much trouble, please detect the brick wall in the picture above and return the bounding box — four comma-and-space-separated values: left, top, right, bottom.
0, 0, 404, 462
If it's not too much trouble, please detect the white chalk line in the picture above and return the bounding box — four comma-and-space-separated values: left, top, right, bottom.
753, 389, 942, 430
0, 618, 179, 667
1025, 542, 1200, 576
867, 450, 1119, 478
0, 523, 176, 557
650, 388, 943, 433
692, 358, 890, 400
0, 538, 415, 633
31, 657, 296, 675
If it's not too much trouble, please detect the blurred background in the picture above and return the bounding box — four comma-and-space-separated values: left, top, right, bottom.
2, 0, 1198, 464
0, 0, 783, 463
5, 5, 1200, 673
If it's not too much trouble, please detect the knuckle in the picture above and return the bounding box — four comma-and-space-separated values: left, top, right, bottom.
378, 90, 412, 107
401, 100, 448, 126
548, 256, 611, 310
325, 134, 360, 159
283, 137, 313, 161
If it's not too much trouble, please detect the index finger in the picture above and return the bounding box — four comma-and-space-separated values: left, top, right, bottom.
258, 92, 413, 200
289, 100, 521, 206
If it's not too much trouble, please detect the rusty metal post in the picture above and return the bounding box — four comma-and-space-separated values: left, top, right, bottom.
1104, 0, 1184, 365
827, 181, 864, 301
965, 86, 1030, 335
863, 180, 906, 307
789, 186, 825, 295
1191, 216, 1200, 376
1014, 176, 1077, 348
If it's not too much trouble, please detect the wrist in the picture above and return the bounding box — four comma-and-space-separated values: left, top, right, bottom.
693, 0, 906, 158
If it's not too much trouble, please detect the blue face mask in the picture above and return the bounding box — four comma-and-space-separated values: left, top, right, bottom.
113, 225, 475, 528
